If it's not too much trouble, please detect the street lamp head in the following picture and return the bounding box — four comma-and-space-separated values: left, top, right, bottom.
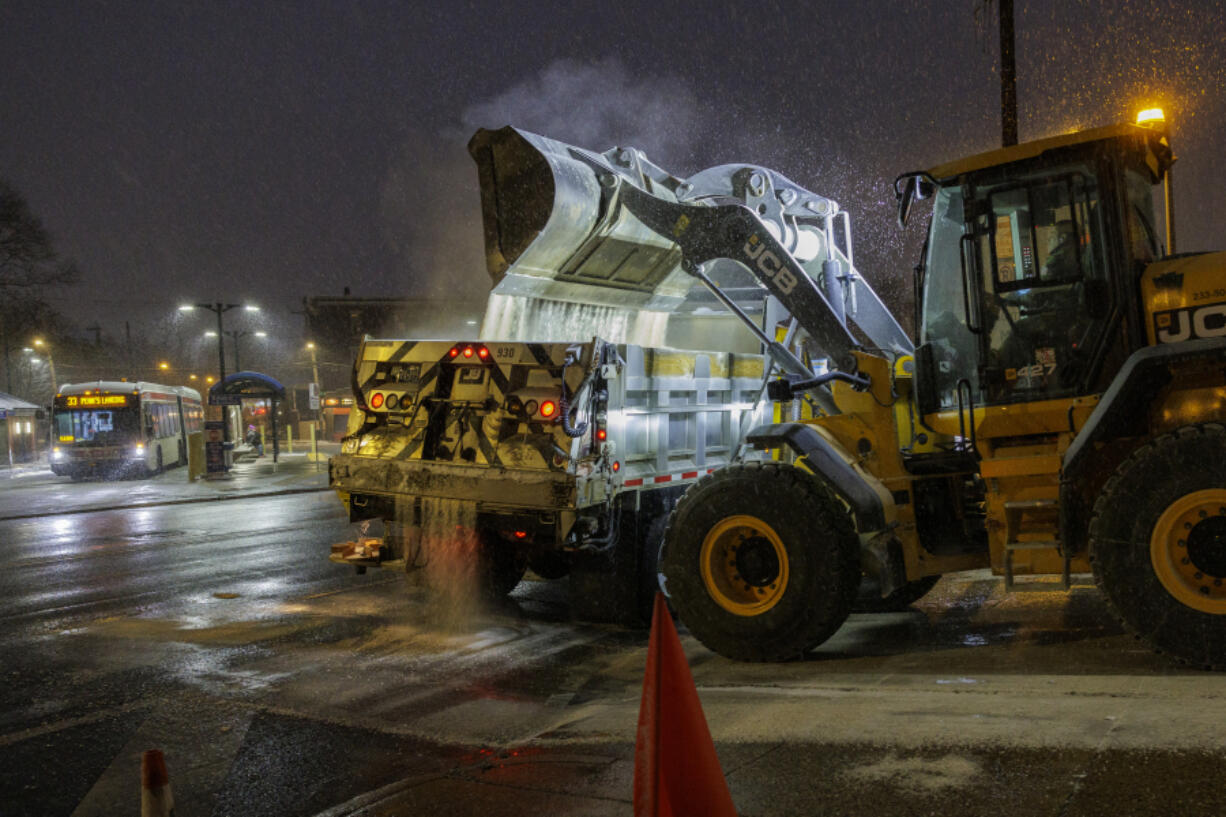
189, 374, 198, 380
254, 331, 268, 338
305, 341, 316, 350
178, 305, 195, 312
205, 330, 218, 337
33, 338, 46, 347
22, 347, 34, 353
159, 361, 170, 370
244, 305, 261, 312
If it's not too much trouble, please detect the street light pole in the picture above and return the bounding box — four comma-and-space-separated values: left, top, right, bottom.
32, 339, 56, 398
209, 329, 268, 374
307, 342, 321, 397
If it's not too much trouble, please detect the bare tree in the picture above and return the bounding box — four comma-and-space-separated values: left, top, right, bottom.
0, 179, 77, 395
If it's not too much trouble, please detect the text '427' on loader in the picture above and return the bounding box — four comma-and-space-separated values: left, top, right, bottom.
454, 108, 1226, 669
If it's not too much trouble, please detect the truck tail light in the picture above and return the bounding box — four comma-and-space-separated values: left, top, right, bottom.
370, 392, 385, 409
540, 400, 557, 418
448, 347, 460, 358
596, 428, 607, 441
477, 346, 490, 359
463, 346, 474, 358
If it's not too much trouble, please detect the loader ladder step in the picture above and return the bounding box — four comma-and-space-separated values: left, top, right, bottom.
1003, 500, 1071, 592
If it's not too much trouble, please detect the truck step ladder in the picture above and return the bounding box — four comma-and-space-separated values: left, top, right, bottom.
1002, 499, 1072, 592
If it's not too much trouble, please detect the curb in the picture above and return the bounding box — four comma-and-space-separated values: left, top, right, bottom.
0, 485, 334, 522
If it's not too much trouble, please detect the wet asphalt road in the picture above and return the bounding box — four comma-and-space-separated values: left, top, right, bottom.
2, 482, 1225, 816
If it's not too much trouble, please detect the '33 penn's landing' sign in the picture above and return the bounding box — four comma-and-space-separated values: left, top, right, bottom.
1154, 302, 1226, 343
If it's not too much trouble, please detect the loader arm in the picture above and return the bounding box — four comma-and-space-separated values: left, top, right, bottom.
470, 125, 914, 404
605, 180, 862, 374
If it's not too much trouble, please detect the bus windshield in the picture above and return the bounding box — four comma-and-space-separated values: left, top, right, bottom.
55, 407, 140, 444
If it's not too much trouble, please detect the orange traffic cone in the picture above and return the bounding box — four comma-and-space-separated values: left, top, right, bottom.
633, 592, 737, 817
141, 749, 176, 817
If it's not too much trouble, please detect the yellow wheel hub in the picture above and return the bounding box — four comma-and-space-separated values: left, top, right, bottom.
700, 515, 789, 617
1150, 489, 1226, 615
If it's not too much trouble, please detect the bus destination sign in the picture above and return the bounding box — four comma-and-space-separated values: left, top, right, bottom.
62, 394, 128, 408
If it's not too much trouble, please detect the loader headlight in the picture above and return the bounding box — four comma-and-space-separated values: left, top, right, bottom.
51, 446, 63, 460
131, 443, 145, 458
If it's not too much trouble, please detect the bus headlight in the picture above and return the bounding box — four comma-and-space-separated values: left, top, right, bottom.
51, 447, 63, 460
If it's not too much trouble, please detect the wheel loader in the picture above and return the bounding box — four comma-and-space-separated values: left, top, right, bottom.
463, 108, 1226, 668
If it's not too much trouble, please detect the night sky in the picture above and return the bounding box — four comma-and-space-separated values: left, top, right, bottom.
3, 1, 1225, 345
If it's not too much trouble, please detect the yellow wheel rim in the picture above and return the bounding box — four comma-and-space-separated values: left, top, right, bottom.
1150, 489, 1226, 615
699, 515, 789, 617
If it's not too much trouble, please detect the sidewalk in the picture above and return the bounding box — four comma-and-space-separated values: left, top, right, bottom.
0, 448, 335, 521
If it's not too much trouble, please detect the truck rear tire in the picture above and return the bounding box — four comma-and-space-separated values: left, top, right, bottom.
478, 533, 527, 599
661, 462, 859, 662
1089, 423, 1226, 669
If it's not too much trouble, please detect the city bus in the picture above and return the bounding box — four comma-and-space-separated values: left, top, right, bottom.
50, 381, 203, 479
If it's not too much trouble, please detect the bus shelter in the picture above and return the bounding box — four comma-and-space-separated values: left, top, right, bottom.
208, 371, 287, 463
0, 391, 42, 469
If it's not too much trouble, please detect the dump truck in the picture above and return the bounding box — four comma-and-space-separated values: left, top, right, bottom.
447, 111, 1223, 669
329, 336, 773, 623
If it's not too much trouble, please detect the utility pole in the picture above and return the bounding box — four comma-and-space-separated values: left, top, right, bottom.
1000, 0, 1018, 147
2, 315, 10, 394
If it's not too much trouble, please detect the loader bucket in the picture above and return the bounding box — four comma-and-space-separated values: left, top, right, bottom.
468, 126, 693, 311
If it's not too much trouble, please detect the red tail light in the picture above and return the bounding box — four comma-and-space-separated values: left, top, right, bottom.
596, 429, 607, 441
612, 461, 621, 472
463, 346, 474, 358
477, 346, 490, 359
539, 400, 557, 418
513, 530, 528, 539
370, 392, 385, 409
448, 348, 459, 358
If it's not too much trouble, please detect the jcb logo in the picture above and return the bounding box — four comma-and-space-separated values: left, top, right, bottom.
744, 234, 798, 296
1155, 303, 1226, 343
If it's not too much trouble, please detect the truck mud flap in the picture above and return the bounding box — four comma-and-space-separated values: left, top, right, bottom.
569, 485, 685, 627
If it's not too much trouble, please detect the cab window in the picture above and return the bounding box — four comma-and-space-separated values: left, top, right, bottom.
975, 165, 1108, 403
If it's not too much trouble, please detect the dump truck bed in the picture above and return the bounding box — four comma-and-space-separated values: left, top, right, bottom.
330, 337, 769, 546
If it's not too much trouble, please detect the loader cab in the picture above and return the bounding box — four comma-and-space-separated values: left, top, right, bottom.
907, 121, 1173, 416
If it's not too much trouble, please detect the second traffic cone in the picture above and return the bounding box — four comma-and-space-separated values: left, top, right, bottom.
141, 749, 175, 817
633, 592, 737, 817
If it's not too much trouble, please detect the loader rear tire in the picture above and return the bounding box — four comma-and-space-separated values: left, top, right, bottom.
1089, 423, 1226, 669
661, 462, 859, 662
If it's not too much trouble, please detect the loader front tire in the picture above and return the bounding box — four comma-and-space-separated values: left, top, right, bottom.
661, 462, 859, 662
1090, 423, 1226, 669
